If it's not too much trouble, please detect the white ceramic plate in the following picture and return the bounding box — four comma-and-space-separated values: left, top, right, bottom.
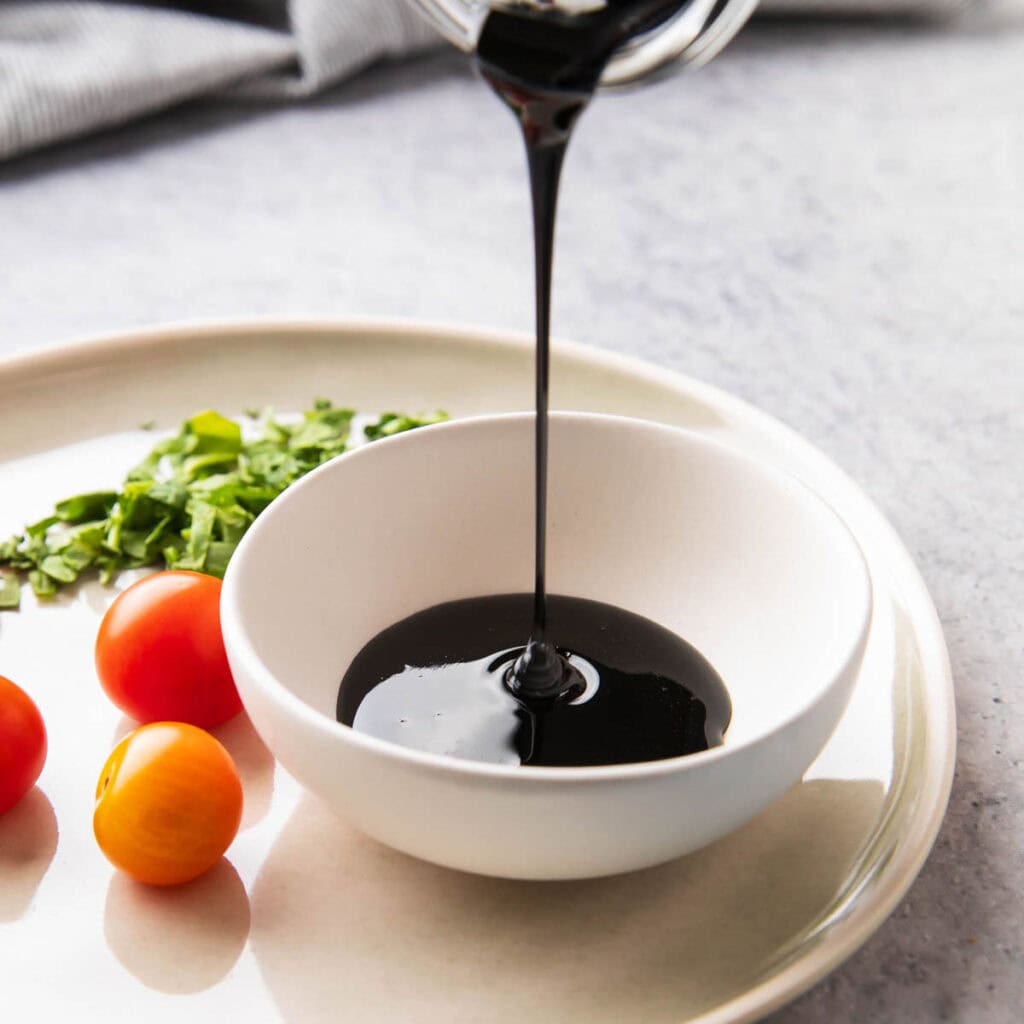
0, 320, 954, 1024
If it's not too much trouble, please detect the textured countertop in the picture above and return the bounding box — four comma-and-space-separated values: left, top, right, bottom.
1, 7, 1021, 1022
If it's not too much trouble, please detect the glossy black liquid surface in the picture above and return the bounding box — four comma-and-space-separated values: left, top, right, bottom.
337, 595, 731, 767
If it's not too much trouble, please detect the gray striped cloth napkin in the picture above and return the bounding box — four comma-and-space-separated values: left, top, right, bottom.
0, 0, 979, 162
0, 0, 437, 161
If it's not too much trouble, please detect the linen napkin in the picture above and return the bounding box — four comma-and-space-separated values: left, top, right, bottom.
0, 0, 436, 161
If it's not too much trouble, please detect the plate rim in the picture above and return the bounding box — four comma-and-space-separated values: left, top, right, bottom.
0, 316, 956, 1024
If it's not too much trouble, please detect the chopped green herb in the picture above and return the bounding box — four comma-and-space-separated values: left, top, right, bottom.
0, 401, 446, 603
55, 491, 118, 523
0, 573, 20, 609
365, 412, 443, 441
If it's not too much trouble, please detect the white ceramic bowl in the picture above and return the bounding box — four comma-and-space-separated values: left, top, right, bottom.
221, 412, 871, 880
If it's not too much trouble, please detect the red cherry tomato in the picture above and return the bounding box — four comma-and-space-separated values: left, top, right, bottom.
0, 675, 48, 816
95, 571, 241, 729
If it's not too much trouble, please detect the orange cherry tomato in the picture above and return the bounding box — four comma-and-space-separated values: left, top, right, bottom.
0, 675, 47, 816
95, 571, 241, 729
94, 722, 243, 886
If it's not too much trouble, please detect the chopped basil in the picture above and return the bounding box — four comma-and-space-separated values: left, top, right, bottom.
0, 401, 446, 602
0, 572, 19, 609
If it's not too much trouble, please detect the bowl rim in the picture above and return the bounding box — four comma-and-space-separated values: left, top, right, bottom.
221, 410, 873, 783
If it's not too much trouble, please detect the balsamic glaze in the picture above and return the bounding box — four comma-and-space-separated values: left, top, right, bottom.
338, 1, 732, 766
337, 595, 730, 767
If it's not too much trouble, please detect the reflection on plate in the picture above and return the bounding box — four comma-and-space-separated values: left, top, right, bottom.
0, 320, 954, 1024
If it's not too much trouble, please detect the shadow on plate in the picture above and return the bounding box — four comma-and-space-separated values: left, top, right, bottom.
213, 712, 276, 830
248, 777, 885, 1024
103, 858, 250, 994
0, 788, 59, 922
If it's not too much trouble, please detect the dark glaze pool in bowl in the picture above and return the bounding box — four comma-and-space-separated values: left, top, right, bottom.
337, 594, 731, 767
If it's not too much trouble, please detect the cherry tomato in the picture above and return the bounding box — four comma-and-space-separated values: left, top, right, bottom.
94, 721, 243, 885
95, 571, 241, 729
0, 675, 48, 816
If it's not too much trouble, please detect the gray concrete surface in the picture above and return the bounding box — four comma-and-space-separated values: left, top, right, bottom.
1, 6, 1021, 1021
